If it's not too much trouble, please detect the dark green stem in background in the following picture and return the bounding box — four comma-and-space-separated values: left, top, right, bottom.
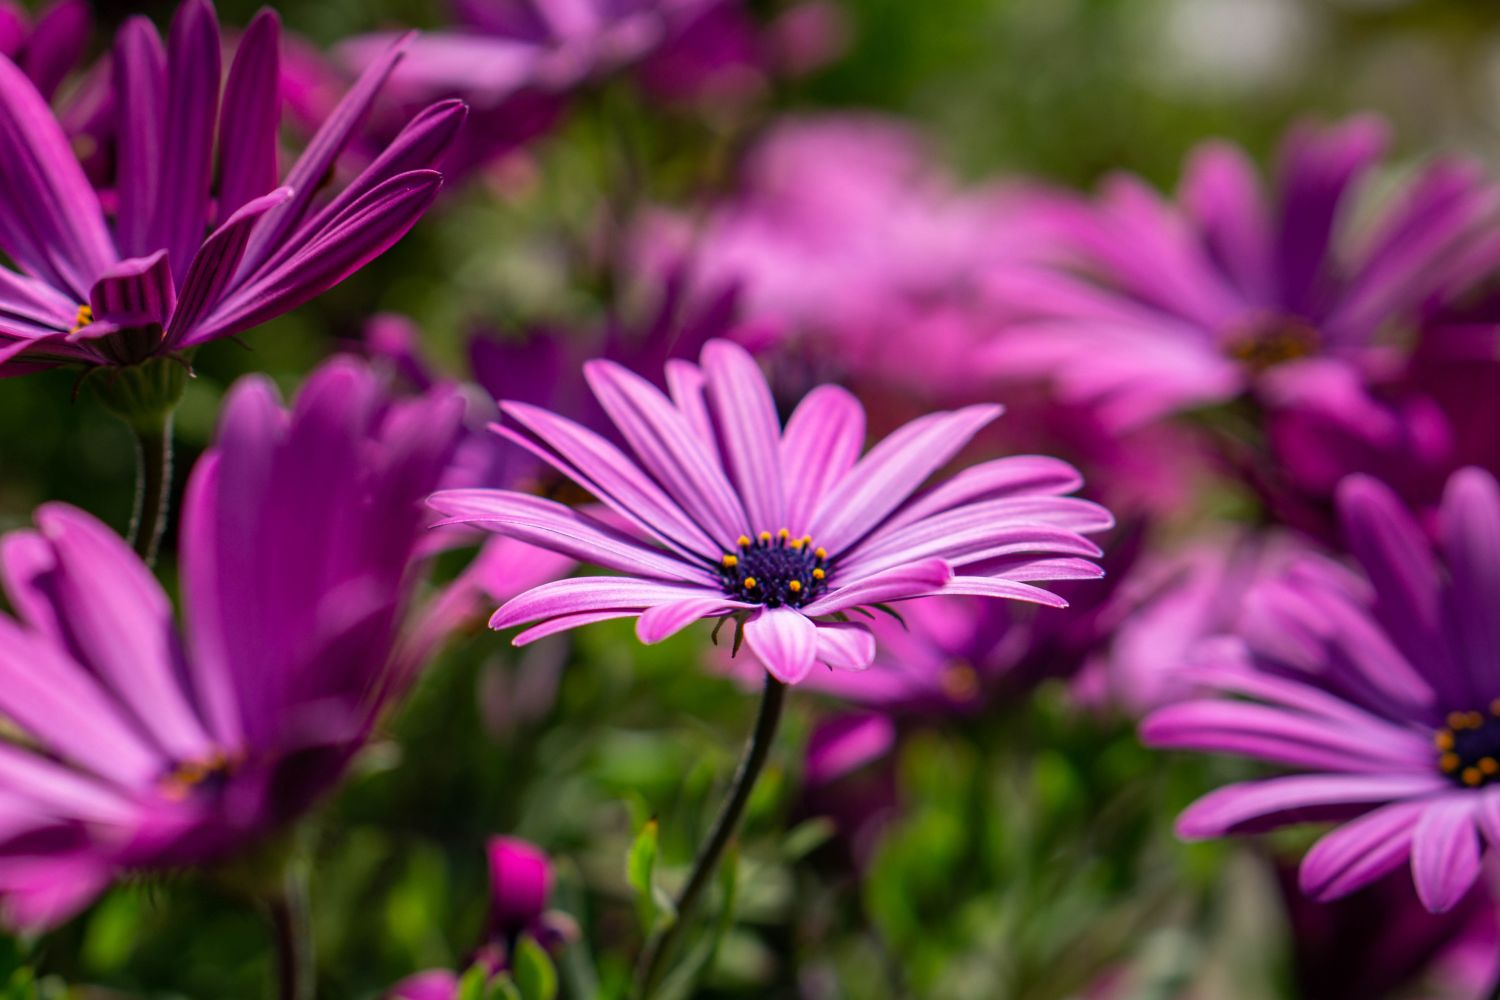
93, 356, 188, 565
267, 860, 314, 1000
633, 673, 787, 998
127, 414, 173, 565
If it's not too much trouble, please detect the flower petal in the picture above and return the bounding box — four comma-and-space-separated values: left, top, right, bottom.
799, 558, 952, 616
584, 357, 749, 544
1299, 798, 1428, 902
1174, 774, 1448, 838
701, 339, 785, 531
781, 384, 865, 536
0, 51, 113, 297
743, 606, 818, 684
636, 598, 729, 644
814, 621, 876, 671
112, 16, 166, 257
1411, 797, 1482, 913
216, 8, 281, 223
428, 489, 705, 583
810, 404, 1001, 554
147, 0, 220, 287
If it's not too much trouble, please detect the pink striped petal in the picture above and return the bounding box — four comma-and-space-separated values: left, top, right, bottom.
701, 339, 785, 531
1412, 797, 1482, 913
636, 598, 731, 644
744, 606, 818, 684
782, 385, 865, 536
1300, 798, 1428, 902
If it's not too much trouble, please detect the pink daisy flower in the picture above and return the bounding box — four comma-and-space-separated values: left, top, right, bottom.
429, 338, 1112, 685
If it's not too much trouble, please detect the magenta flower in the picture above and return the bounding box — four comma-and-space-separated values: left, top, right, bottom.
386, 836, 573, 1000
429, 338, 1111, 685
0, 0, 461, 375
1084, 530, 1298, 715
636, 115, 1030, 400
986, 116, 1498, 430
1144, 466, 1500, 913
0, 358, 461, 930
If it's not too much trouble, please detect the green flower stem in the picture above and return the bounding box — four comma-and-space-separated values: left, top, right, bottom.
126, 414, 173, 565
633, 673, 787, 998
93, 357, 188, 566
267, 859, 315, 1000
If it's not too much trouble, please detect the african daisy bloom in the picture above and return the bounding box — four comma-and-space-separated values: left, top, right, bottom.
0, 0, 461, 375
1143, 466, 1500, 913
985, 115, 1499, 431
429, 338, 1112, 686
0, 358, 460, 930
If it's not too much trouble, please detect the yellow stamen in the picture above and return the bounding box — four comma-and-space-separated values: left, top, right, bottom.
758, 531, 772, 543
1491, 698, 1500, 716
69, 304, 92, 333
1435, 729, 1455, 751
1449, 711, 1471, 730
743, 577, 757, 589
1442, 753, 1461, 772
1469, 711, 1485, 728
1482, 758, 1498, 776
737, 535, 751, 548
788, 580, 802, 593
812, 568, 825, 580
801, 535, 813, 547
777, 528, 790, 541
722, 554, 738, 568
814, 547, 827, 560
1463, 767, 1483, 786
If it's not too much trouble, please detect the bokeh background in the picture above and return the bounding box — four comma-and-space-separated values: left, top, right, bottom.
6, 0, 1500, 997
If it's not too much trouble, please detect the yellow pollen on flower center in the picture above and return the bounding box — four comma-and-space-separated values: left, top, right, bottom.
159, 750, 239, 801
69, 304, 93, 333
719, 528, 831, 608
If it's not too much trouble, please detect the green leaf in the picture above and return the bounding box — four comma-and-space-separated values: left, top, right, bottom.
486, 978, 522, 1000
457, 963, 491, 1000
512, 936, 559, 1000
627, 818, 660, 932
781, 817, 837, 861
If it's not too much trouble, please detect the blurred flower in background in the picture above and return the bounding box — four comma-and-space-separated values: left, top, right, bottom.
1146, 467, 1500, 913
0, 0, 458, 375
0, 357, 459, 929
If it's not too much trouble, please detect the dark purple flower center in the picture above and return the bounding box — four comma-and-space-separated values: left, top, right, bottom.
719, 529, 830, 609
1223, 314, 1320, 372
1434, 706, 1500, 787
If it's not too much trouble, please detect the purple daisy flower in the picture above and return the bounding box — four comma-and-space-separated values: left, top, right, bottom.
429, 338, 1112, 685
1144, 465, 1500, 913
0, 0, 462, 375
985, 116, 1499, 431
0, 357, 461, 930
